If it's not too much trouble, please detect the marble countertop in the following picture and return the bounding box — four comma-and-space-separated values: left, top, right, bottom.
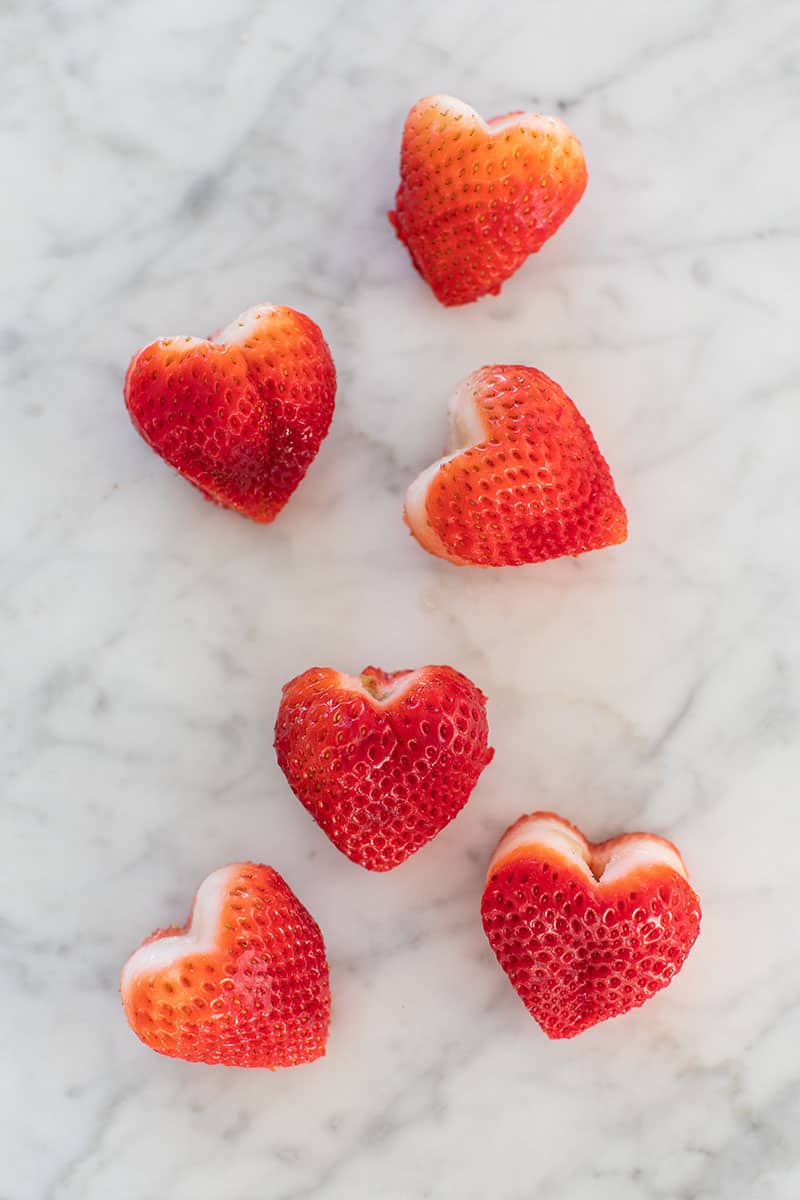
4, 1, 799, 1197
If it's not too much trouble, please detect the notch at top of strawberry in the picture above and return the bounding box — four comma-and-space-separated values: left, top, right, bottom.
124, 304, 336, 523
389, 94, 588, 306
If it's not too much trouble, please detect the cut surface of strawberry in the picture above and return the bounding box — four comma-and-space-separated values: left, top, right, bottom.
124, 304, 336, 522
121, 863, 330, 1068
274, 665, 493, 871
481, 812, 701, 1038
389, 94, 587, 306
405, 365, 627, 567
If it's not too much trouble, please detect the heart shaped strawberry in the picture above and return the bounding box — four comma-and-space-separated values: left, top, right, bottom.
124, 304, 336, 522
121, 863, 330, 1068
481, 813, 701, 1039
389, 94, 587, 306
274, 665, 494, 871
405, 365, 627, 567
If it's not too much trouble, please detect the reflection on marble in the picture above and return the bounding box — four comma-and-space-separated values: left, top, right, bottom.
2, 0, 799, 1196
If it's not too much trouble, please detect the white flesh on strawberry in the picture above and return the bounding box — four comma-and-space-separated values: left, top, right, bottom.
404, 371, 490, 564
213, 305, 280, 346
423, 93, 576, 144
336, 669, 425, 707
489, 813, 688, 887
132, 308, 281, 368
120, 864, 238, 998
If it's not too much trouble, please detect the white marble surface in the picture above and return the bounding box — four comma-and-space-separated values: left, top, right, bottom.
3, 1, 799, 1196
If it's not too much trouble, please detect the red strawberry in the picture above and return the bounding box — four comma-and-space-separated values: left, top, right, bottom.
481, 813, 701, 1039
274, 665, 493, 871
389, 94, 587, 306
405, 365, 627, 567
124, 304, 336, 522
121, 862, 330, 1068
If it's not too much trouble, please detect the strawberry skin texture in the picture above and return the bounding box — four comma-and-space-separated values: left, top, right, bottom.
274, 665, 494, 871
406, 365, 627, 567
121, 863, 330, 1068
124, 305, 336, 522
481, 813, 701, 1039
389, 94, 587, 306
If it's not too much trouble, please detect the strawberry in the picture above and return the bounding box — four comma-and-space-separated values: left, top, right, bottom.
274, 665, 494, 871
124, 304, 336, 522
405, 365, 627, 567
121, 862, 330, 1068
389, 94, 587, 306
481, 813, 701, 1039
